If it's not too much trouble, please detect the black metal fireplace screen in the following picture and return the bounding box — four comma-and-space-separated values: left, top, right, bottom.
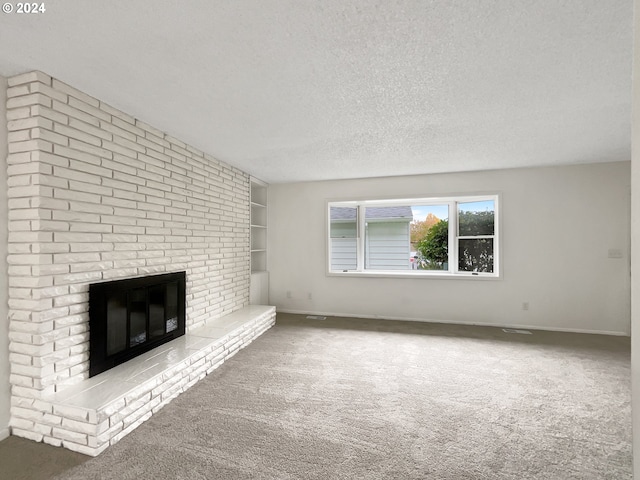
89, 271, 186, 377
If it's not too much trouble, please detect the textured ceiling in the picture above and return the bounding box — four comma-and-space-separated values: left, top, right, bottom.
0, 0, 633, 183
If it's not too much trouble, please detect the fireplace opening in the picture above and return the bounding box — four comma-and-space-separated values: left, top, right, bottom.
89, 271, 186, 377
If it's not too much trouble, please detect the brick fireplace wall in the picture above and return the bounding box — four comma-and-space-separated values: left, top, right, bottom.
0, 75, 9, 441
6, 71, 251, 442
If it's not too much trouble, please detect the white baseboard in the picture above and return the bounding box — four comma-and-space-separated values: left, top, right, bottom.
0, 427, 9, 442
276, 308, 629, 337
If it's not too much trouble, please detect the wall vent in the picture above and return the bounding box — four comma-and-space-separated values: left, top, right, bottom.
502, 328, 532, 335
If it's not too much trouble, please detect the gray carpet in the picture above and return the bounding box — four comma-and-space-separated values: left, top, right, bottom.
1, 313, 632, 479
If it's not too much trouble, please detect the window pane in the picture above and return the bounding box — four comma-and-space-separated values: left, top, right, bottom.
458, 238, 494, 273
412, 205, 449, 271
364, 206, 413, 270
458, 200, 494, 236
330, 207, 357, 270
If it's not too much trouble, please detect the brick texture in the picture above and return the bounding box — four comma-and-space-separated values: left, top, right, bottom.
6, 71, 254, 450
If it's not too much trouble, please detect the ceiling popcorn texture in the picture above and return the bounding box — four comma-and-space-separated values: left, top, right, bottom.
0, 0, 632, 183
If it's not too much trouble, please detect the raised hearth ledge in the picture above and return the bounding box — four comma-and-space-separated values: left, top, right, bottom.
10, 305, 276, 456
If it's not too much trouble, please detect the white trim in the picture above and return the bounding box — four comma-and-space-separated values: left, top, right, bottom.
326, 270, 500, 280
327, 194, 499, 277
276, 309, 629, 337
356, 205, 365, 270
0, 427, 9, 441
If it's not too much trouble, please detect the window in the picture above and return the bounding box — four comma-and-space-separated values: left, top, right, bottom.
328, 195, 499, 277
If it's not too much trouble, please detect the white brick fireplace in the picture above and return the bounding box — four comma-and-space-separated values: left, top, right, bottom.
5, 71, 271, 454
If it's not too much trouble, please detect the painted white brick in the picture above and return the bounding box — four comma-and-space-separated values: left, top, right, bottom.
53, 166, 102, 184
52, 99, 98, 127
7, 72, 254, 455
53, 351, 86, 371
33, 423, 54, 436
34, 349, 72, 368
31, 220, 70, 232
9, 330, 32, 343
9, 353, 32, 366
10, 340, 53, 358
68, 201, 113, 215
8, 116, 53, 132
43, 436, 63, 447
103, 268, 139, 279
98, 400, 126, 424
12, 428, 44, 442
7, 107, 31, 121
52, 404, 90, 422
52, 143, 100, 165
52, 427, 88, 444
9, 209, 46, 222
52, 271, 103, 285
54, 232, 102, 243
68, 159, 112, 178
10, 416, 36, 431
102, 140, 140, 158
51, 78, 98, 105
7, 185, 42, 199
10, 374, 34, 388
54, 334, 89, 349
7, 93, 52, 109
69, 362, 88, 377
68, 117, 112, 141
67, 96, 109, 120
53, 293, 88, 307
61, 418, 97, 436
31, 264, 69, 276
68, 138, 113, 160
32, 243, 71, 254
8, 130, 30, 143
31, 127, 69, 146
11, 406, 45, 422
70, 242, 113, 252
68, 221, 112, 233
12, 363, 54, 378
52, 211, 100, 224
9, 71, 52, 87
7, 85, 30, 98
31, 105, 68, 125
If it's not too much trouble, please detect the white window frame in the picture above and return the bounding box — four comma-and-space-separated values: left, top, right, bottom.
327, 194, 500, 279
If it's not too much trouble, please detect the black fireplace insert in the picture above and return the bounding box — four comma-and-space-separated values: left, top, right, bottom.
89, 271, 186, 377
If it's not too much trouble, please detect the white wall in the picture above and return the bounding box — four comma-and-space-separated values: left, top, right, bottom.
0, 75, 9, 440
269, 162, 631, 335
630, 0, 639, 472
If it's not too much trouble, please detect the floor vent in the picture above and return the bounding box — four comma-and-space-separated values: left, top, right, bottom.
306, 315, 327, 320
502, 328, 532, 335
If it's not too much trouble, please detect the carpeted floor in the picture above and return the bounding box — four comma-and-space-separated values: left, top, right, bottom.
0, 313, 632, 479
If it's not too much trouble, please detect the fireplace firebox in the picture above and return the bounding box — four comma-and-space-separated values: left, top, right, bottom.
89, 271, 186, 377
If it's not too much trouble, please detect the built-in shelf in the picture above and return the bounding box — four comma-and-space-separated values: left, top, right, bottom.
250, 178, 269, 304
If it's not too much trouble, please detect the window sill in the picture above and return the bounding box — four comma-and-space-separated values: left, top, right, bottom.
326, 270, 500, 280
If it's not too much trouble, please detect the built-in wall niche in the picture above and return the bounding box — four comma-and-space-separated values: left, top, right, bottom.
250, 178, 268, 274
89, 272, 186, 377
250, 178, 269, 303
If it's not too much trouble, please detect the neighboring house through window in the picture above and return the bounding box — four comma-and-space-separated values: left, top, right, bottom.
328, 195, 499, 278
